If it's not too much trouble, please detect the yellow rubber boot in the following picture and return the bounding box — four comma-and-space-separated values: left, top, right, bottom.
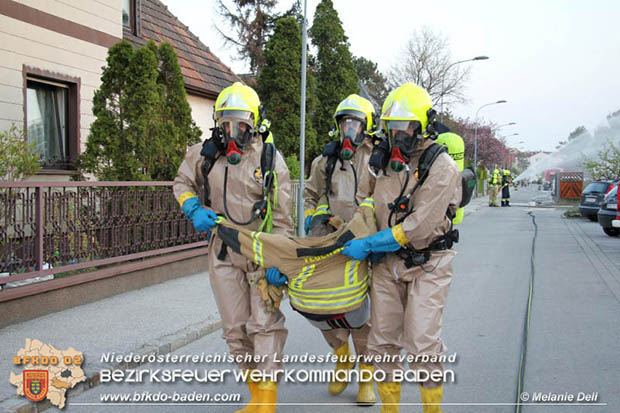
419, 385, 443, 413
356, 363, 377, 405
235, 370, 259, 413
377, 381, 401, 413
328, 342, 355, 395
255, 380, 278, 413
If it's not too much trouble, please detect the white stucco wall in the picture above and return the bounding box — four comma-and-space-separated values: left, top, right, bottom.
187, 94, 215, 141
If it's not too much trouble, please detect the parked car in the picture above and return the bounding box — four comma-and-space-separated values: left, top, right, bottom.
580, 180, 617, 221
597, 186, 619, 236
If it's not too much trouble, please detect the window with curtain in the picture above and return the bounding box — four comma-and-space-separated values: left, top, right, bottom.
26, 79, 70, 169
122, 0, 135, 32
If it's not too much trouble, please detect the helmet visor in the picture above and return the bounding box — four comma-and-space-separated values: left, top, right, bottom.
385, 120, 421, 154
215, 110, 254, 123
338, 117, 366, 145
220, 118, 254, 147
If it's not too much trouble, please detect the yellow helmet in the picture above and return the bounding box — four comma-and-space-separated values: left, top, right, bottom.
214, 82, 260, 127
332, 94, 376, 152
381, 82, 433, 156
333, 94, 375, 132
380, 82, 433, 135
436, 132, 464, 168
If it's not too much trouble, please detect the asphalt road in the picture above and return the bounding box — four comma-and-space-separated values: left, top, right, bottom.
66, 186, 620, 413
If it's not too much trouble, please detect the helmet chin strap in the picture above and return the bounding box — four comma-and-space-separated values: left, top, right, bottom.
226, 140, 243, 165
390, 147, 409, 172
340, 138, 356, 160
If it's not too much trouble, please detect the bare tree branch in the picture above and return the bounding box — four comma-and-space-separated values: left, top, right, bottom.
388, 27, 471, 108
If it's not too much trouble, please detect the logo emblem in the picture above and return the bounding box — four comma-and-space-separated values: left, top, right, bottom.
253, 167, 263, 184
23, 370, 48, 402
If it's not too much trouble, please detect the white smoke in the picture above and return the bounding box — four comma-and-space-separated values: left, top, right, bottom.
518, 111, 620, 181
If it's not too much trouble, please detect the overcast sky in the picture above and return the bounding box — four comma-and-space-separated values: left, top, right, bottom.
162, 0, 620, 152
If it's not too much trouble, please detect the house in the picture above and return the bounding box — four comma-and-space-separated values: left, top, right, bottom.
528, 151, 551, 166
0, 0, 238, 179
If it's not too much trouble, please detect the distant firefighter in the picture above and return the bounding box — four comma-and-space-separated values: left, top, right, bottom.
488, 168, 501, 207
501, 169, 512, 206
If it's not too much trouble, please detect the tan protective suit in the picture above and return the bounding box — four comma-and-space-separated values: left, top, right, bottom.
304, 140, 376, 222
368, 138, 461, 388
488, 169, 501, 207
173, 138, 292, 374
304, 139, 375, 356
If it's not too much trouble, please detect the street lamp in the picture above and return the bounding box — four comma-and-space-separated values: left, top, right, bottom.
440, 56, 489, 121
473, 99, 507, 196
499, 132, 520, 140
497, 122, 516, 130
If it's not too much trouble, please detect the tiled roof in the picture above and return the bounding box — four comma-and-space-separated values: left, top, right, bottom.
123, 0, 240, 99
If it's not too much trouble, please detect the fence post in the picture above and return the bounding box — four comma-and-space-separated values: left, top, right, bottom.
36, 185, 43, 271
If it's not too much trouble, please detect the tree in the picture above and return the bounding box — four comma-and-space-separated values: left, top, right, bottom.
280, 0, 302, 24
309, 0, 359, 146
78, 40, 201, 181
387, 27, 469, 107
151, 42, 202, 179
215, 0, 278, 74
285, 154, 300, 180
257, 17, 319, 168
446, 117, 508, 168
78, 41, 135, 180
0, 124, 40, 181
123, 44, 162, 180
583, 140, 620, 180
354, 56, 389, 106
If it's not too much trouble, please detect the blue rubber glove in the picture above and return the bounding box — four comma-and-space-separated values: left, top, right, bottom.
304, 215, 312, 234
265, 267, 287, 287
342, 238, 372, 261
181, 197, 217, 233
342, 227, 405, 261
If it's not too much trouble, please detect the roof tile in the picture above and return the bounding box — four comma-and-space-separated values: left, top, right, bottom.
125, 0, 239, 98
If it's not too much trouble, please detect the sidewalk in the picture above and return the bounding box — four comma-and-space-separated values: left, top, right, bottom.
464, 193, 488, 216
0, 271, 221, 412
1, 198, 490, 412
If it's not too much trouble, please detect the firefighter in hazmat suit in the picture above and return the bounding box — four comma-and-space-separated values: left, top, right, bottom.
301, 94, 377, 404
342, 82, 461, 413
173, 82, 292, 413
488, 168, 501, 207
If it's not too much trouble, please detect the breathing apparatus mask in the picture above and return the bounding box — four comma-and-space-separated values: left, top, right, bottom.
383, 120, 422, 172
335, 114, 366, 160
216, 111, 255, 165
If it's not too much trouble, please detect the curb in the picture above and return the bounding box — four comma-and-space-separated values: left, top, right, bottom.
1, 318, 223, 412
464, 198, 488, 217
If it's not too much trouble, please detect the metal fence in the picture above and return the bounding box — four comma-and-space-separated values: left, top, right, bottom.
0, 181, 208, 301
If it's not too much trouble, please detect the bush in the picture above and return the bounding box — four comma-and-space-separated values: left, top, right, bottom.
0, 124, 40, 181
285, 154, 300, 180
